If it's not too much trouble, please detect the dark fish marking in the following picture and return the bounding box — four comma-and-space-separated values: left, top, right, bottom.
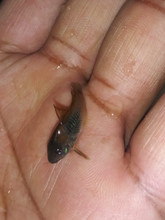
64, 111, 81, 135
47, 83, 88, 163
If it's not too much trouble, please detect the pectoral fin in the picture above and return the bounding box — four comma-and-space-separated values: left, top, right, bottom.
73, 147, 89, 160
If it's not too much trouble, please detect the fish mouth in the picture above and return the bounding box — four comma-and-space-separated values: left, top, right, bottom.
47, 142, 67, 163
47, 150, 66, 163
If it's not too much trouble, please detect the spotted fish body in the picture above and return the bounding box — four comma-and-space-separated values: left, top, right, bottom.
47, 83, 85, 163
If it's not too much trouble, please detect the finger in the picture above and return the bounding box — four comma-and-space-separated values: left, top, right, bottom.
0, 0, 126, 143
0, 0, 66, 53
88, 0, 165, 145
129, 94, 165, 216
42, 0, 126, 78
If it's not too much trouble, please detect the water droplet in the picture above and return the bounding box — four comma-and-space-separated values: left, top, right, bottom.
67, 6, 71, 10
107, 98, 123, 119
122, 25, 127, 31
7, 190, 11, 194
88, 88, 123, 119
70, 32, 74, 37
56, 64, 63, 70
123, 60, 136, 76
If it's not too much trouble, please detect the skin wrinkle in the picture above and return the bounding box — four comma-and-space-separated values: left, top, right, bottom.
110, 40, 124, 68
9, 88, 50, 147
104, 23, 136, 65
4, 55, 27, 71
0, 128, 13, 219
128, 158, 165, 218
51, 36, 90, 61
0, 113, 44, 220
2, 162, 15, 220
137, 0, 165, 14
42, 165, 56, 193
0, 39, 25, 54
1, 164, 8, 220
87, 87, 124, 125
127, 22, 165, 47
28, 156, 43, 183
93, 75, 134, 102
108, 2, 165, 64
85, 198, 130, 220
141, 118, 164, 153
104, 21, 163, 82
1, 202, 6, 220
85, 206, 98, 220
118, 37, 139, 76
42, 161, 66, 209
40, 50, 89, 82
0, 53, 12, 62
5, 107, 34, 145
59, 0, 114, 47
93, 75, 116, 90
0, 93, 17, 113
43, 34, 92, 75
87, 88, 113, 116
0, 55, 26, 75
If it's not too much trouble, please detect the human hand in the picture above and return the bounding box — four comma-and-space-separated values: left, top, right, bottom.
0, 0, 165, 219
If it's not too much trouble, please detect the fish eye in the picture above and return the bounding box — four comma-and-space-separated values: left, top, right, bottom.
64, 147, 68, 154
64, 145, 70, 154
55, 145, 69, 155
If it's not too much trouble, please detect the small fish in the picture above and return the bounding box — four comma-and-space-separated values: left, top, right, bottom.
47, 83, 88, 163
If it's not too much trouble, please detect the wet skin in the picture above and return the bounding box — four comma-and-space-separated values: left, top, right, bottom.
0, 0, 165, 219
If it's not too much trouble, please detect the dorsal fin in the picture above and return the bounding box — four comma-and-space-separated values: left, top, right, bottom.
53, 105, 67, 121
71, 83, 82, 96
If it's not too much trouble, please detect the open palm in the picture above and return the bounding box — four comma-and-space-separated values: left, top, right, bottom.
0, 0, 165, 219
